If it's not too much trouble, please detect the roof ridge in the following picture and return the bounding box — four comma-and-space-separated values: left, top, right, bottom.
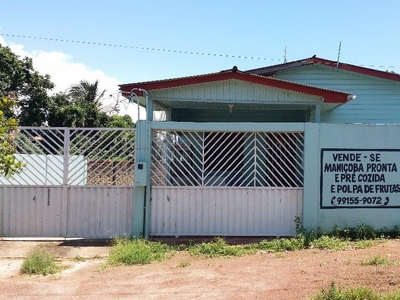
247, 55, 400, 83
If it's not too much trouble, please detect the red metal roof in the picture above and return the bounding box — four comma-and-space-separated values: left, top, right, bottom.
247, 55, 400, 83
119, 67, 350, 104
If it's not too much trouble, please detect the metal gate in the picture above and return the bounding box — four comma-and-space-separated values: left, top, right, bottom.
0, 127, 135, 238
150, 129, 304, 236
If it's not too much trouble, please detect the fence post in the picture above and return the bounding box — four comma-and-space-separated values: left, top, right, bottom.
61, 128, 70, 237
132, 120, 152, 238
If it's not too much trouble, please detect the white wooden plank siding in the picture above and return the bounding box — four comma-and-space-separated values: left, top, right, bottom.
150, 187, 302, 236
151, 79, 321, 106
275, 65, 400, 124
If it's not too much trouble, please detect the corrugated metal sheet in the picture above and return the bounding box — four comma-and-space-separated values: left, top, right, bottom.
67, 187, 134, 238
150, 187, 302, 236
0, 187, 134, 238
0, 187, 64, 237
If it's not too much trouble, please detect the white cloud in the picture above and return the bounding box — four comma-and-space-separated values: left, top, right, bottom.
0, 36, 142, 120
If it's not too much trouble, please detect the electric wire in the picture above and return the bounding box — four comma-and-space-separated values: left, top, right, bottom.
0, 33, 280, 62
0, 33, 398, 70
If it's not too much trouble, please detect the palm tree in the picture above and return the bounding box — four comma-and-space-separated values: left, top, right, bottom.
68, 80, 105, 106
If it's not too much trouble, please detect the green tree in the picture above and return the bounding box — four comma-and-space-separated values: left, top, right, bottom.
69, 80, 105, 105
48, 81, 135, 128
48, 80, 111, 127
107, 114, 136, 128
0, 97, 23, 177
0, 44, 54, 126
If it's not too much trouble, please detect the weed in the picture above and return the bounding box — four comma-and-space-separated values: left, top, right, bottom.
311, 236, 350, 251
294, 215, 304, 235
107, 237, 171, 265
178, 261, 190, 267
361, 255, 392, 266
257, 236, 306, 252
20, 248, 61, 275
72, 255, 86, 262
188, 237, 248, 257
104, 222, 400, 266
319, 260, 328, 266
310, 281, 400, 300
353, 239, 374, 249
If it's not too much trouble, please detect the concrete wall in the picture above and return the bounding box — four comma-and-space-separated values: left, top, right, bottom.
303, 123, 400, 232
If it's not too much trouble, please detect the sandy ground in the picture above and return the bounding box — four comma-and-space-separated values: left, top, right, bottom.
0, 239, 399, 299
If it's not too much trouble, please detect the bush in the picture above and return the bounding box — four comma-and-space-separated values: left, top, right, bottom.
311, 236, 350, 251
188, 237, 248, 257
107, 237, 171, 265
20, 249, 61, 275
257, 236, 306, 252
361, 255, 392, 266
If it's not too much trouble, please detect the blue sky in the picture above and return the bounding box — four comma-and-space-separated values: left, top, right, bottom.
1, 0, 400, 117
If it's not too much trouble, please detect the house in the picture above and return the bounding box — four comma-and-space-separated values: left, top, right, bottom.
119, 56, 400, 238
247, 56, 400, 124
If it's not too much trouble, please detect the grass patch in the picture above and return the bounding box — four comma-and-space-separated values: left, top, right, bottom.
178, 261, 191, 267
107, 237, 171, 265
361, 255, 392, 266
20, 248, 61, 275
256, 235, 306, 252
310, 282, 400, 300
72, 255, 86, 262
106, 223, 400, 265
188, 237, 249, 257
311, 236, 350, 251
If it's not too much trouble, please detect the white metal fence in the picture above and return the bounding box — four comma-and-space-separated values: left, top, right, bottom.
150, 129, 304, 236
152, 130, 304, 187
0, 127, 136, 238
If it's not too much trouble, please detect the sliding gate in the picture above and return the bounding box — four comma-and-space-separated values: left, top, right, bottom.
150, 127, 304, 236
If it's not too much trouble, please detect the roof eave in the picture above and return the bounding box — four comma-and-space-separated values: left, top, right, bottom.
120, 69, 349, 104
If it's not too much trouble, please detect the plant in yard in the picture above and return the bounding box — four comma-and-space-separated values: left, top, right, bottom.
107, 237, 171, 265
310, 281, 400, 300
257, 235, 306, 252
72, 255, 86, 262
311, 236, 350, 251
0, 97, 24, 178
178, 261, 190, 267
188, 237, 248, 257
20, 248, 61, 275
361, 255, 392, 266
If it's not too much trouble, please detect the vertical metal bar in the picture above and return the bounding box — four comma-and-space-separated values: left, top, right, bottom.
253, 132, 257, 187
63, 128, 70, 185
61, 128, 69, 237
201, 131, 205, 187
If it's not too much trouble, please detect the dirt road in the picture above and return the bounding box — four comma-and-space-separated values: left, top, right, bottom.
0, 239, 399, 299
